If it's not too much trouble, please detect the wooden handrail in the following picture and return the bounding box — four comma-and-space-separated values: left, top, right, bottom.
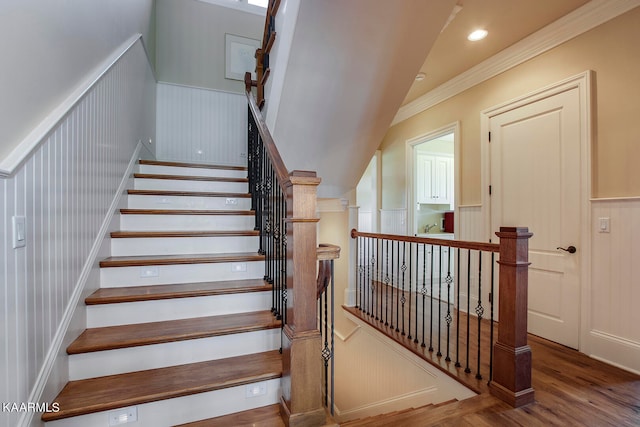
317, 243, 341, 260
245, 88, 289, 193
350, 229, 500, 253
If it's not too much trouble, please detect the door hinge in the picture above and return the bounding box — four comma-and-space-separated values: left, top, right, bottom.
488, 292, 493, 303
488, 131, 491, 142
489, 185, 492, 195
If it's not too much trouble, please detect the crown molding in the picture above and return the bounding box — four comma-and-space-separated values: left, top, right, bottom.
392, 0, 640, 126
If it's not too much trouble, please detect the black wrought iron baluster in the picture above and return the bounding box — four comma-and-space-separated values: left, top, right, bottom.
407, 243, 413, 340
356, 236, 366, 311
280, 197, 287, 325
400, 241, 407, 335
445, 246, 453, 362
402, 243, 413, 339
369, 238, 376, 317
384, 240, 389, 326
455, 248, 461, 368
475, 251, 484, 380
376, 238, 381, 321
437, 245, 442, 357
489, 252, 495, 385
429, 244, 434, 352
391, 241, 396, 331
465, 249, 472, 374
420, 243, 426, 347
330, 259, 335, 416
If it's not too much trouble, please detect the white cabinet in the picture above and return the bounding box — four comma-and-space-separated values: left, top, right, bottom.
416, 153, 453, 205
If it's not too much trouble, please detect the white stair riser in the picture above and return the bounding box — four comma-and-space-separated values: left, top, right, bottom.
134, 178, 248, 193
120, 213, 254, 231
138, 164, 247, 178
127, 194, 251, 210
100, 260, 264, 287
111, 236, 259, 256
87, 291, 272, 327
44, 378, 281, 427
69, 329, 280, 380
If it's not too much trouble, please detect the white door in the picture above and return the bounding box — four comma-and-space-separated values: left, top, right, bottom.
490, 87, 581, 349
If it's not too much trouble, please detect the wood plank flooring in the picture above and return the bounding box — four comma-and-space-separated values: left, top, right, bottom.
134, 173, 248, 182
85, 279, 271, 304
342, 335, 640, 426
127, 189, 251, 198
343, 295, 640, 426
175, 403, 285, 427
138, 160, 247, 171
99, 252, 265, 268
67, 310, 280, 354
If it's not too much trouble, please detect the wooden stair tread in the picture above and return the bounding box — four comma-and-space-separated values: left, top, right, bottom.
175, 404, 284, 427
68, 310, 280, 354
86, 279, 271, 305
99, 252, 264, 268
139, 159, 247, 171
111, 230, 260, 238
42, 350, 282, 422
120, 208, 254, 215
134, 173, 248, 182
127, 189, 251, 198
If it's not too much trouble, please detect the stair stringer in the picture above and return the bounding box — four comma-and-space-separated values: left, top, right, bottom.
334, 310, 476, 423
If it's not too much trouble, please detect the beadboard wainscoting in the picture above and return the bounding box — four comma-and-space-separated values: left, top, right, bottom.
0, 38, 155, 427
589, 198, 640, 374
156, 83, 248, 166
380, 209, 407, 235
457, 205, 484, 242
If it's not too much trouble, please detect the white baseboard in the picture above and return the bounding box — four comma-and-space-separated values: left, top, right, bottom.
588, 330, 640, 375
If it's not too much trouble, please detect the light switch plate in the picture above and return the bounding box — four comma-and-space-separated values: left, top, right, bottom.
12, 216, 26, 249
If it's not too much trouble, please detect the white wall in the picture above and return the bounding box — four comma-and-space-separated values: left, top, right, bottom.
0, 0, 155, 169
155, 0, 263, 94
0, 39, 156, 427
156, 83, 248, 166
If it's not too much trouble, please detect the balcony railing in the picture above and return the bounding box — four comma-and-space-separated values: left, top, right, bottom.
350, 227, 534, 407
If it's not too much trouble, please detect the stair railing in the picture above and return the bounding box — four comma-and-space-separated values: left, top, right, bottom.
245, 79, 330, 425
350, 227, 534, 407
245, 0, 280, 109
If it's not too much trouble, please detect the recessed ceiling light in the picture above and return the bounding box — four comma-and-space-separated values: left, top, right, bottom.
415, 72, 426, 81
468, 29, 488, 41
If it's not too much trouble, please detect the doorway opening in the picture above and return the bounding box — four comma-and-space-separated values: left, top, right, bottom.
406, 123, 459, 239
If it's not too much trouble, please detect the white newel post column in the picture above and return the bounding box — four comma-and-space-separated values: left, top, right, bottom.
346, 205, 359, 307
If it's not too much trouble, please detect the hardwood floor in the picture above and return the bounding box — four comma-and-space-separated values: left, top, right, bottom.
343, 296, 640, 426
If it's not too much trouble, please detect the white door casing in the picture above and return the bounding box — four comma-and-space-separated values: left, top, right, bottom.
406, 122, 460, 237
481, 72, 593, 350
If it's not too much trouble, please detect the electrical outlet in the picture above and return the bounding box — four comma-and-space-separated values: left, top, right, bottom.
232, 262, 247, 272
139, 266, 159, 277
109, 406, 137, 425
246, 382, 267, 398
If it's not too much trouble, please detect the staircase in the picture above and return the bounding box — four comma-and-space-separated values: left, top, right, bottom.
43, 159, 286, 426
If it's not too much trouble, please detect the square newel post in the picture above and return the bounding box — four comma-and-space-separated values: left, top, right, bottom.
280, 170, 326, 427
490, 226, 535, 407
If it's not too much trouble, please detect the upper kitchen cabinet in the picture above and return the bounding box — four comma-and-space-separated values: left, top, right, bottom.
416, 152, 453, 206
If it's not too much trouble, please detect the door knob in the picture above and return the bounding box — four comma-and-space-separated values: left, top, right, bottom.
557, 245, 577, 254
